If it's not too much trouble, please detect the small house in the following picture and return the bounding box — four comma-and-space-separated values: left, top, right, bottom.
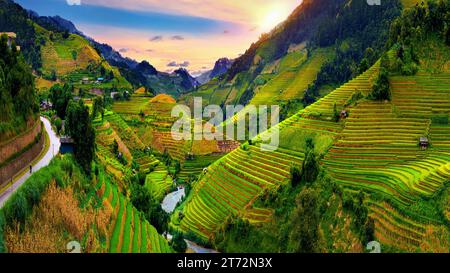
81, 77, 90, 84
340, 110, 349, 119
40, 101, 53, 111
1, 32, 16, 47
110, 92, 119, 99
419, 137, 429, 150
0, 32, 20, 51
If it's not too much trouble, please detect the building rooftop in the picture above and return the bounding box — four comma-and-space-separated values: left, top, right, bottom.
0, 32, 16, 38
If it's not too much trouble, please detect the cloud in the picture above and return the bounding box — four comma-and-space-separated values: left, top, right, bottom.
145, 49, 154, 52
149, 35, 164, 42
171, 35, 185, 40
223, 30, 230, 34
84, 0, 300, 26
66, 0, 81, 5
167, 60, 190, 67
119, 48, 129, 53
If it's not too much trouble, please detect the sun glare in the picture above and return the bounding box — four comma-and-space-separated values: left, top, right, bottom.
260, 5, 291, 33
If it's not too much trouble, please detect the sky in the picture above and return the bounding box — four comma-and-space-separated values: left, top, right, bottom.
15, 0, 301, 75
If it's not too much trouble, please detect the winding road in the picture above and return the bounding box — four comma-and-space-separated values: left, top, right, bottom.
0, 116, 60, 208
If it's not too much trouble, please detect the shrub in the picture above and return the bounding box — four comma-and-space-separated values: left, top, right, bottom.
369, 68, 391, 101
432, 115, 449, 125
290, 165, 302, 187
170, 231, 187, 253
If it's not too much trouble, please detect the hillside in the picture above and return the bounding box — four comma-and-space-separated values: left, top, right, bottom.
1, 0, 449, 255
0, 156, 172, 253
181, 0, 401, 113
36, 13, 201, 97
0, 31, 45, 194
172, 1, 450, 252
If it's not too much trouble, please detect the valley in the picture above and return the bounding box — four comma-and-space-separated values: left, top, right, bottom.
0, 0, 449, 254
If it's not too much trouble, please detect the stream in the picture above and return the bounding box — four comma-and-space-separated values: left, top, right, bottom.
162, 187, 218, 253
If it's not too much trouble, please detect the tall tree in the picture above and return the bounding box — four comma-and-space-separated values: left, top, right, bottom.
65, 100, 95, 174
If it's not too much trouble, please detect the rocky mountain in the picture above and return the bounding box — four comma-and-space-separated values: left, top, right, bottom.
28, 12, 83, 36
174, 68, 200, 90
25, 8, 199, 96
196, 57, 233, 84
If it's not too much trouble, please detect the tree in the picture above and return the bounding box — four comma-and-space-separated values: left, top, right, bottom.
332, 102, 340, 122
50, 70, 57, 81
49, 84, 73, 118
130, 181, 169, 234
62, 30, 70, 39
289, 188, 320, 253
65, 100, 96, 174
290, 165, 302, 187
0, 34, 38, 129
299, 138, 319, 184
91, 96, 104, 120
370, 68, 391, 101
171, 231, 187, 253
54, 117, 62, 134
112, 140, 119, 156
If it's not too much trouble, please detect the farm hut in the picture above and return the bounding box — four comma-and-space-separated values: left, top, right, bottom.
419, 137, 429, 150
0, 32, 17, 49
340, 110, 349, 119
110, 92, 119, 99
81, 77, 90, 84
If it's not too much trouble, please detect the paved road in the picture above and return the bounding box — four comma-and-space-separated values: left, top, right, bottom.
0, 116, 60, 208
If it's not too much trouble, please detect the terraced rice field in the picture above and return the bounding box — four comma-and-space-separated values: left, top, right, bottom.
105, 112, 146, 151
319, 68, 450, 206
367, 200, 445, 252
391, 74, 450, 118
178, 154, 224, 182
145, 165, 174, 201
322, 101, 434, 204
96, 179, 172, 253
178, 59, 450, 249
250, 48, 333, 106
151, 130, 190, 161
112, 95, 152, 115
177, 145, 303, 239
40, 33, 102, 76
94, 120, 128, 179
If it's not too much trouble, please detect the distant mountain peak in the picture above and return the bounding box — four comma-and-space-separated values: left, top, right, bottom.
196, 57, 233, 84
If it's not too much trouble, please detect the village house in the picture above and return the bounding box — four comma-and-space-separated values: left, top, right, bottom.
419, 136, 429, 150
81, 77, 90, 84
340, 110, 349, 119
0, 32, 20, 50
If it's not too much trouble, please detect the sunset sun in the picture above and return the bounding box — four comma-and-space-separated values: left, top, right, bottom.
260, 6, 291, 32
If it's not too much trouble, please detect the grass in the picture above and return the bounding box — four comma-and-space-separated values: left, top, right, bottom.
98, 178, 171, 253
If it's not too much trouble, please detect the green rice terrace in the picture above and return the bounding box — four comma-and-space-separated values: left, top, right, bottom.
172, 51, 450, 251
1, 0, 449, 255
95, 177, 172, 253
